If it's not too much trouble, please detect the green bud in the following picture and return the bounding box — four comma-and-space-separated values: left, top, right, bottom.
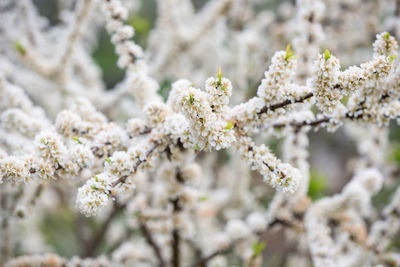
189, 93, 194, 104
324, 49, 331, 61
217, 66, 223, 86
284, 44, 296, 61
225, 121, 233, 130
384, 32, 390, 40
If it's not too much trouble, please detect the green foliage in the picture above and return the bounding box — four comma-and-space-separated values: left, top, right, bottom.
92, 29, 125, 89
388, 143, 400, 167
199, 196, 209, 201
158, 79, 172, 101
217, 66, 223, 86
324, 49, 331, 61
372, 184, 399, 210
225, 121, 233, 130
389, 54, 397, 62
284, 44, 296, 61
72, 136, 82, 144
341, 95, 349, 105
13, 41, 26, 55
386, 233, 400, 252
39, 205, 81, 257
189, 93, 195, 104
308, 169, 328, 200
252, 241, 266, 257
128, 15, 152, 36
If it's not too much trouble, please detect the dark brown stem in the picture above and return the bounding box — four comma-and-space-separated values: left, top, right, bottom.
272, 109, 366, 129
111, 142, 159, 187
191, 242, 236, 267
83, 201, 127, 257
257, 92, 314, 115
139, 217, 166, 267
170, 197, 182, 267
273, 116, 330, 129
184, 238, 205, 267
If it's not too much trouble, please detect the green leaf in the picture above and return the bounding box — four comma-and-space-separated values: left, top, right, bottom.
199, 196, 208, 201
72, 136, 82, 144
225, 121, 233, 130
105, 158, 111, 163
284, 44, 296, 61
14, 41, 26, 55
389, 54, 397, 62
252, 241, 266, 257
221, 84, 227, 92
189, 94, 194, 104
384, 32, 390, 40
217, 66, 223, 86
324, 49, 331, 61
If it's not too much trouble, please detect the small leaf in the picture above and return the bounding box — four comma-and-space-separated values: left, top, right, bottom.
324, 49, 331, 61
72, 136, 82, 144
91, 186, 99, 191
14, 41, 26, 55
389, 54, 397, 62
189, 94, 194, 104
221, 83, 226, 92
194, 144, 200, 151
384, 32, 390, 40
225, 121, 233, 130
199, 196, 208, 201
252, 242, 266, 257
285, 44, 296, 60
105, 158, 111, 163
217, 66, 223, 86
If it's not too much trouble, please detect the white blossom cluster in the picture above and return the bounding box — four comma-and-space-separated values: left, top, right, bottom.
2, 0, 400, 266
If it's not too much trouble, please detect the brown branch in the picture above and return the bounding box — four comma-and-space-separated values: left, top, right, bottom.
82, 201, 127, 257
111, 142, 159, 187
257, 92, 314, 115
191, 242, 237, 267
170, 197, 182, 267
138, 217, 166, 267
272, 108, 366, 129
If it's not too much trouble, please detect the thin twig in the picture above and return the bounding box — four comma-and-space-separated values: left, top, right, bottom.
111, 142, 159, 187
83, 201, 127, 257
